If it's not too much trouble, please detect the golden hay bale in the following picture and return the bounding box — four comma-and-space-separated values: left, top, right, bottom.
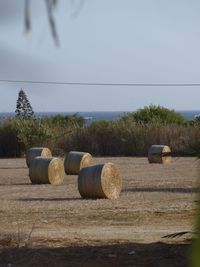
148, 145, 171, 164
26, 147, 52, 167
64, 151, 93, 175
29, 157, 64, 185
78, 163, 122, 199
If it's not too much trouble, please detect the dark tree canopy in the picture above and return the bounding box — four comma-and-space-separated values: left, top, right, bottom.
15, 89, 35, 119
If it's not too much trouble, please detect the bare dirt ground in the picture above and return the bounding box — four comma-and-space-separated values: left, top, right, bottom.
0, 157, 198, 267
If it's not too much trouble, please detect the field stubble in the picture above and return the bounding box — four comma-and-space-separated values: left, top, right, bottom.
0, 157, 198, 266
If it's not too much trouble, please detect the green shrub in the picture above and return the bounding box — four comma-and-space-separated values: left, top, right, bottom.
0, 114, 83, 157
121, 105, 185, 124
15, 118, 53, 149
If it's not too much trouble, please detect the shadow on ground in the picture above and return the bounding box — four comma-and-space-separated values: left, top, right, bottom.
17, 197, 82, 202
0, 167, 27, 170
122, 187, 197, 194
0, 241, 190, 267
0, 183, 31, 186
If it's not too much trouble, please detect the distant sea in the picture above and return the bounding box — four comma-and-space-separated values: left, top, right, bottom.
0, 111, 200, 122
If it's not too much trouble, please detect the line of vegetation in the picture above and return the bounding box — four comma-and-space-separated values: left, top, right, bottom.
1, 104, 200, 158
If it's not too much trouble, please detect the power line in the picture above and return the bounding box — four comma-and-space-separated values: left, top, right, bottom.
0, 79, 200, 87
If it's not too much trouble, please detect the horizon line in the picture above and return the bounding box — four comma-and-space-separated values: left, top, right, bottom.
1, 110, 200, 113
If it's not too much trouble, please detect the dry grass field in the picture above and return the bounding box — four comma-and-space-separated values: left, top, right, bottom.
0, 157, 198, 267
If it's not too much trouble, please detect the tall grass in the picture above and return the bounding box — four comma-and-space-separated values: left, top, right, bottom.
1, 116, 200, 158
60, 120, 200, 156
0, 118, 23, 157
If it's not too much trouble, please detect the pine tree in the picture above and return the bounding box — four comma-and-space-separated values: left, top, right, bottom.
15, 89, 35, 119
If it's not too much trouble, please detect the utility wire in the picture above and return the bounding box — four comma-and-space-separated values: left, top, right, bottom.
0, 79, 200, 87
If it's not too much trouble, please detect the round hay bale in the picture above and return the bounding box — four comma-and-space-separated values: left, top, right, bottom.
29, 157, 64, 185
26, 147, 52, 167
78, 163, 122, 199
64, 151, 93, 175
148, 145, 171, 164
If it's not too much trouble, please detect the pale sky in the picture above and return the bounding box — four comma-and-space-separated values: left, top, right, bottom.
0, 0, 200, 112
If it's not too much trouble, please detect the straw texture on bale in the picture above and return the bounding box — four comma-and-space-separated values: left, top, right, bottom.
26, 147, 52, 167
148, 145, 171, 164
78, 163, 122, 199
29, 157, 64, 185
64, 151, 92, 175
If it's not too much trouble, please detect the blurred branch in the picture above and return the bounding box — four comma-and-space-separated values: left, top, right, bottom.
71, 0, 85, 19
24, 0, 85, 45
24, 0, 31, 34
45, 0, 59, 46
52, 0, 59, 7
162, 231, 194, 239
